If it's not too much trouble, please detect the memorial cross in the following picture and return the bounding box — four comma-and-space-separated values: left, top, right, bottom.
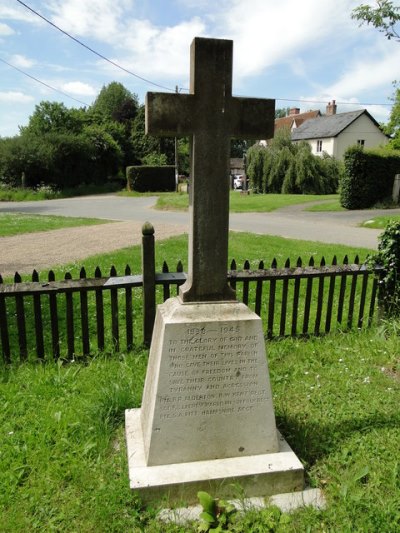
146, 37, 275, 302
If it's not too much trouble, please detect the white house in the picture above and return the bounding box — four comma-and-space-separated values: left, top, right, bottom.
291, 105, 388, 160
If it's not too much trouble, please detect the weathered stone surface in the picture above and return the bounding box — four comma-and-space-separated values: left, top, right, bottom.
140, 297, 278, 466
126, 409, 304, 504
146, 37, 274, 303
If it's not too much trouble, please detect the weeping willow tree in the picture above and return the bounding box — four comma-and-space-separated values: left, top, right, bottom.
247, 129, 342, 194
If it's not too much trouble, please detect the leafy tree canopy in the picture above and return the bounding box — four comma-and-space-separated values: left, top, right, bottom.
352, 1, 400, 41
90, 82, 139, 124
20, 101, 86, 136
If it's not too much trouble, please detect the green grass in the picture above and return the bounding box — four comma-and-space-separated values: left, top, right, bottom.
305, 199, 345, 212
0, 182, 123, 202
154, 192, 339, 213
1, 324, 399, 531
361, 215, 400, 229
1, 233, 396, 531
0, 213, 112, 237
6, 231, 372, 284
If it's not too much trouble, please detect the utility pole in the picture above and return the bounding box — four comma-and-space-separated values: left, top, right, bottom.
175, 85, 179, 191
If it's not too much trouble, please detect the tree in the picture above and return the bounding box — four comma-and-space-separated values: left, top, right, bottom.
385, 85, 400, 148
352, 1, 400, 41
90, 82, 139, 123
20, 101, 86, 136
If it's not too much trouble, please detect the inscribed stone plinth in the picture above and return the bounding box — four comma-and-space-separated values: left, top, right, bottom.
125, 36, 304, 504
140, 298, 278, 466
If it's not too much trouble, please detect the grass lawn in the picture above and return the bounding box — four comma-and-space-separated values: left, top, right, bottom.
3, 234, 396, 531
6, 231, 373, 284
153, 192, 339, 213
1, 324, 399, 531
0, 213, 112, 237
305, 200, 345, 212
361, 214, 400, 229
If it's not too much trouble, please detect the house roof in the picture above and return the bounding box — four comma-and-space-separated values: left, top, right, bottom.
275, 110, 320, 131
291, 109, 382, 140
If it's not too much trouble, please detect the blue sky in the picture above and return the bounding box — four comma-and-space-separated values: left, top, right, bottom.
0, 0, 399, 137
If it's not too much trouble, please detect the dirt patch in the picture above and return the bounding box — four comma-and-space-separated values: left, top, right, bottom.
0, 221, 187, 278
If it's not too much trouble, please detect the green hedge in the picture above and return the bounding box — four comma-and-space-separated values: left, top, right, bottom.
126, 165, 175, 192
340, 147, 400, 209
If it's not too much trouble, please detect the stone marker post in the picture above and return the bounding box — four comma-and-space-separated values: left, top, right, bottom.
146, 37, 274, 302
125, 37, 304, 505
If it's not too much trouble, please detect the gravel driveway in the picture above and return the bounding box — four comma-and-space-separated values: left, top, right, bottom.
0, 220, 187, 278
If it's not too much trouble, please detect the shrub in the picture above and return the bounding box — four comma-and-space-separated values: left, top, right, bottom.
340, 146, 400, 209
247, 131, 340, 195
126, 165, 175, 192
373, 221, 400, 315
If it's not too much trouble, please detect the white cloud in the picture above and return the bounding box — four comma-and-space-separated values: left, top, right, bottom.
61, 81, 97, 96
212, 0, 359, 77
47, 0, 134, 42
9, 54, 35, 68
0, 91, 35, 103
325, 40, 400, 97
0, 22, 14, 36
0, 1, 42, 23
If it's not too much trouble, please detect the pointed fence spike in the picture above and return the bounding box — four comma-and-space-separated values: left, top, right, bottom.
332, 255, 337, 266
258, 260, 264, 269
309, 257, 315, 267
354, 255, 360, 265
95, 266, 102, 278
80, 267, 86, 279
177, 260, 183, 273
297, 257, 302, 267
271, 258, 277, 268
48, 270, 55, 282
65, 272, 72, 280
320, 257, 326, 267
284, 258, 290, 268
343, 255, 349, 265
110, 265, 117, 277
14, 272, 22, 283
32, 269, 39, 282
162, 261, 169, 273
244, 260, 250, 270
230, 259, 236, 270
125, 264, 131, 275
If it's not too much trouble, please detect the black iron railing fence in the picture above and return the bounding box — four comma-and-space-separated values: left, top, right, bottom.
0, 225, 384, 363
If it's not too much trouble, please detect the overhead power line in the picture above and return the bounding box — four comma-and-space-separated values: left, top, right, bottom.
16, 0, 174, 92
0, 56, 90, 106
275, 97, 392, 107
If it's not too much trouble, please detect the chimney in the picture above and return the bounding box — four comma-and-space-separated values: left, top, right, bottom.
326, 100, 337, 115
289, 107, 300, 116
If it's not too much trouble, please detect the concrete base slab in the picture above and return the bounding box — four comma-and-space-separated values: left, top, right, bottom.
126, 408, 304, 505
158, 488, 326, 524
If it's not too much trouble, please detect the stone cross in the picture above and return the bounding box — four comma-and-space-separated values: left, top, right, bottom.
146, 37, 275, 302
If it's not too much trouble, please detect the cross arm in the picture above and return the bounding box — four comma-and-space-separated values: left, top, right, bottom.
145, 93, 195, 137
230, 97, 275, 139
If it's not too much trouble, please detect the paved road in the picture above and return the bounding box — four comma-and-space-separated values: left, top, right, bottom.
1, 194, 399, 250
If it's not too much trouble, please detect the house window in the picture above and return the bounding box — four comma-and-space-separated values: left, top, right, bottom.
357, 139, 365, 148
316, 140, 323, 152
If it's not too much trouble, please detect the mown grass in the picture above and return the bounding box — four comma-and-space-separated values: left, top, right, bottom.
0, 213, 112, 237
361, 214, 400, 229
0, 182, 123, 202
153, 192, 339, 213
6, 231, 372, 284
1, 323, 399, 531
305, 200, 345, 212
1, 234, 396, 531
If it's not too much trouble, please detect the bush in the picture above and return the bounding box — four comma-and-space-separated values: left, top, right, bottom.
126, 165, 175, 192
373, 221, 400, 315
246, 131, 340, 195
340, 146, 400, 209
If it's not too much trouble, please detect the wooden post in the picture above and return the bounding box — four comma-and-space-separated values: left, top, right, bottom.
142, 222, 156, 346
